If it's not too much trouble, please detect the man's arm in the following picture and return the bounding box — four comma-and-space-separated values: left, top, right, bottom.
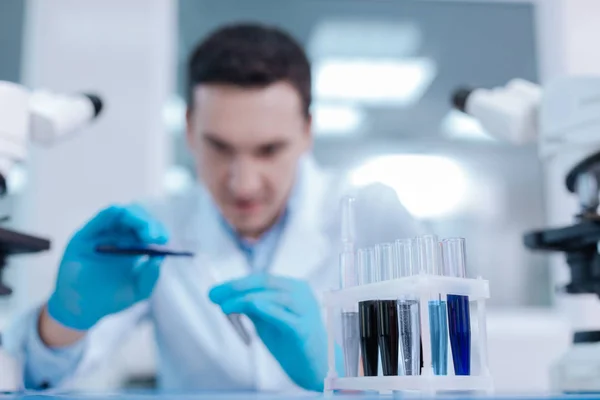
5, 301, 150, 390
21, 306, 87, 390
5, 203, 169, 390
38, 305, 86, 348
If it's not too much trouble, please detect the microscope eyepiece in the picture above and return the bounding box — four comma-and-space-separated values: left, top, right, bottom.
0, 175, 7, 197
451, 87, 473, 113
83, 93, 103, 117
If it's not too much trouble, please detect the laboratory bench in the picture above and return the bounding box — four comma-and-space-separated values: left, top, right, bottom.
3, 391, 600, 400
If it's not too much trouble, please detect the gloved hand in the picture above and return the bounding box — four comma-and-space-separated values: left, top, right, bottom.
209, 274, 328, 392
47, 204, 169, 330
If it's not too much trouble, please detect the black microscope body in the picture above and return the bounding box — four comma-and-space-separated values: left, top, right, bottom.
0, 227, 50, 296
524, 151, 600, 343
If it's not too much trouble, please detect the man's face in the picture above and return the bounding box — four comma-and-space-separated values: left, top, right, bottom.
186, 82, 311, 239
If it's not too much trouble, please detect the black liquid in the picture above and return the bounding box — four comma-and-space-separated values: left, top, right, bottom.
378, 300, 399, 376
359, 300, 379, 376
420, 338, 423, 370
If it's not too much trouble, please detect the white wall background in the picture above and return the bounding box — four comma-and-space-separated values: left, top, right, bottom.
0, 0, 176, 384
9, 0, 176, 315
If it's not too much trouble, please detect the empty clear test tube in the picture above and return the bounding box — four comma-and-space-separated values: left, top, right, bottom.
442, 238, 472, 376
357, 248, 379, 377
338, 197, 360, 378
395, 239, 421, 376
415, 235, 448, 376
376, 243, 399, 376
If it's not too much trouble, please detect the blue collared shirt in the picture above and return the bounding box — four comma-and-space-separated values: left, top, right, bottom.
218, 210, 288, 274
218, 166, 301, 274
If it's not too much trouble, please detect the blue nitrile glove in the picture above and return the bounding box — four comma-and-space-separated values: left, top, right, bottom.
47, 204, 169, 330
209, 274, 328, 392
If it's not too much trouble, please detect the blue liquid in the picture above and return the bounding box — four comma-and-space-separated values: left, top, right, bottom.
447, 294, 471, 375
428, 300, 448, 375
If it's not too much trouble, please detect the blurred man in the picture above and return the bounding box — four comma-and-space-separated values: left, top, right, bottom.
5, 23, 423, 392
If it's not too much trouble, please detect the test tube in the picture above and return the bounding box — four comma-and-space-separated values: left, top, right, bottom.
339, 250, 359, 377
339, 197, 360, 378
415, 235, 448, 376
442, 238, 471, 376
376, 243, 399, 376
395, 238, 421, 376
357, 248, 379, 377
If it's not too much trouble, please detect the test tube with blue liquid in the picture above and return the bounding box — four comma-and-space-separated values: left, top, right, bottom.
416, 235, 448, 376
357, 247, 379, 376
395, 238, 421, 376
442, 238, 471, 376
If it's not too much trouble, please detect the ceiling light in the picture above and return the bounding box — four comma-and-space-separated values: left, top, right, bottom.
308, 20, 421, 59
314, 58, 436, 106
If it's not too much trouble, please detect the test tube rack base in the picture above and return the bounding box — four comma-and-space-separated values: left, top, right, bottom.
323, 274, 493, 395
327, 375, 494, 393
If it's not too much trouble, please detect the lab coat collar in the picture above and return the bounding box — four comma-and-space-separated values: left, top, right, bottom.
268, 156, 334, 280
182, 155, 336, 281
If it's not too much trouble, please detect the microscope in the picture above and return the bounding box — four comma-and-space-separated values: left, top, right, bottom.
0, 81, 103, 296
0, 81, 103, 391
452, 77, 600, 392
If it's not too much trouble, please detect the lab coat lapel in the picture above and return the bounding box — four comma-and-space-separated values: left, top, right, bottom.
269, 158, 337, 280
181, 184, 248, 283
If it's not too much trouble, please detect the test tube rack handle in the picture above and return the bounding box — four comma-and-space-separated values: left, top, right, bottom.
323, 273, 493, 395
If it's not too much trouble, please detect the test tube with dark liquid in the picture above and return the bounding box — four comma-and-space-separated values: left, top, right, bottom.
395, 238, 421, 376
416, 235, 448, 376
442, 238, 471, 376
357, 248, 379, 376
376, 243, 399, 376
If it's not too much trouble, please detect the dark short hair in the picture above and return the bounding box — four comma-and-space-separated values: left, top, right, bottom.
187, 23, 311, 118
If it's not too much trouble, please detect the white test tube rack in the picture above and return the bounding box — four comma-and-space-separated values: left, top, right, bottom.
323, 273, 493, 395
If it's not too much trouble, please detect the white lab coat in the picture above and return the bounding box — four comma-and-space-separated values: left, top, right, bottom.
2, 156, 425, 392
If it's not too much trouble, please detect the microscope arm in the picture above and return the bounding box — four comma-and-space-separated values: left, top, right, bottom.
0, 80, 103, 296
452, 78, 542, 145
0, 81, 103, 195
452, 77, 600, 299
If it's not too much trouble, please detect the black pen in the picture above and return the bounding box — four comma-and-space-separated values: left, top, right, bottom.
95, 244, 194, 258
